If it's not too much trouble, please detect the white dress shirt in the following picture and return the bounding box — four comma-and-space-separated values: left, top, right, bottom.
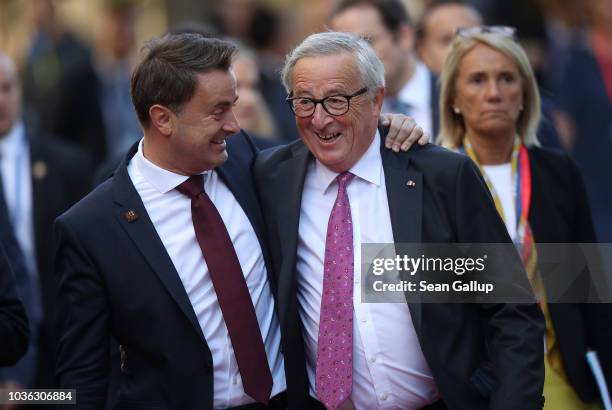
297, 132, 440, 409
384, 62, 434, 136
127, 139, 285, 408
482, 163, 517, 240
0, 121, 37, 276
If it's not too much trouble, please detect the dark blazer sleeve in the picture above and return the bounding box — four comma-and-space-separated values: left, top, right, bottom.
54, 215, 110, 409
454, 156, 545, 410
0, 244, 30, 367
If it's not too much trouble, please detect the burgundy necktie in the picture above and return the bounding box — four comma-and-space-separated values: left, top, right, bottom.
315, 172, 355, 410
176, 175, 273, 404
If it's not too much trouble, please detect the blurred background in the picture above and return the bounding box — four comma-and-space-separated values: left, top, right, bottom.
3, 0, 608, 229
0, 0, 611, 398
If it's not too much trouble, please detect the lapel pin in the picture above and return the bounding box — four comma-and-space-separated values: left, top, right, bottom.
124, 210, 138, 223
406, 179, 416, 187
32, 160, 48, 180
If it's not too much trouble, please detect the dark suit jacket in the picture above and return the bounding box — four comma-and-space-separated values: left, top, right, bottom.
254, 133, 545, 410
0, 244, 30, 367
54, 131, 273, 410
529, 147, 612, 402
28, 134, 93, 388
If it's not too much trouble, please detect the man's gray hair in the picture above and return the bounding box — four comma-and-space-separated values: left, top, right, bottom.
281, 31, 385, 94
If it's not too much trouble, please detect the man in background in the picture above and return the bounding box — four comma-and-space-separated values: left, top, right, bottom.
330, 0, 440, 137
50, 0, 140, 166
416, 0, 483, 75
0, 50, 91, 392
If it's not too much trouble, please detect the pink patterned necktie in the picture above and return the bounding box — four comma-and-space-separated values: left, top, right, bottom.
316, 171, 355, 410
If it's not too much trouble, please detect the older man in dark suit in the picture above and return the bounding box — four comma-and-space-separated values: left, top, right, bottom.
254, 32, 545, 410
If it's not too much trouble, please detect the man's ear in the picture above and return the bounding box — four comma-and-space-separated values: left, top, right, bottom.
373, 86, 385, 117
149, 104, 175, 136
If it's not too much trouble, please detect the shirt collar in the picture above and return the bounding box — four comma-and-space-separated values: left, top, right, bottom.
133, 138, 207, 194
0, 121, 26, 160
397, 61, 431, 110
314, 130, 383, 193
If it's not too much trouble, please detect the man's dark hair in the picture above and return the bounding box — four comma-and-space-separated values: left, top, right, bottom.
131, 33, 237, 126
330, 0, 411, 36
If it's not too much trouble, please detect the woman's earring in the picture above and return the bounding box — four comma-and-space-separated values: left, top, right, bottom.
453, 107, 461, 114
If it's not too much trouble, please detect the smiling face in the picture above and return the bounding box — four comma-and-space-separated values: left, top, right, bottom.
453, 43, 523, 139
165, 69, 240, 174
291, 52, 383, 172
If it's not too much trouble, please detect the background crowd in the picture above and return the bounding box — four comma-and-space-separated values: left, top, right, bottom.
0, 0, 611, 407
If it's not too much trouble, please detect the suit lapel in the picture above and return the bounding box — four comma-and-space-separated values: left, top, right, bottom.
274, 143, 310, 324
379, 130, 424, 332
112, 145, 205, 341
216, 155, 268, 263
380, 133, 423, 243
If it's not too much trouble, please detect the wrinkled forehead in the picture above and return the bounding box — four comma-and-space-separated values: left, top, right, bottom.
292, 52, 359, 80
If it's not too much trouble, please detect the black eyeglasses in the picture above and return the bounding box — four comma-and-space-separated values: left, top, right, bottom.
455, 26, 518, 41
286, 87, 368, 118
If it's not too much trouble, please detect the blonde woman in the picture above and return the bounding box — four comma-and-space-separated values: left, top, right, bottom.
438, 26, 611, 410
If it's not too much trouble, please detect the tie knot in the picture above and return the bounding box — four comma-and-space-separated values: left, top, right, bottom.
176, 174, 204, 199
337, 172, 355, 190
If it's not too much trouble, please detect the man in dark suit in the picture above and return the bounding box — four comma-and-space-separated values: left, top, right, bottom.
54, 34, 288, 410
254, 31, 545, 410
330, 0, 440, 138
0, 50, 92, 392
0, 54, 30, 371
29, 134, 93, 389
